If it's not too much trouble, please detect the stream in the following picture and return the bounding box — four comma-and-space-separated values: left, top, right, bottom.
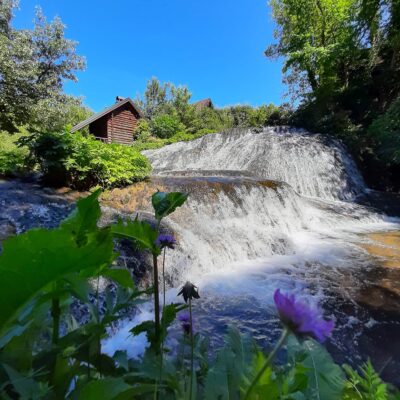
1, 127, 400, 384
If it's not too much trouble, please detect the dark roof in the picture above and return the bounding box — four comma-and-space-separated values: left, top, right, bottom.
71, 98, 143, 133
193, 98, 213, 109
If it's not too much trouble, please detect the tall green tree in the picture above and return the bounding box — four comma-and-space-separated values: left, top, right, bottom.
0, 4, 85, 131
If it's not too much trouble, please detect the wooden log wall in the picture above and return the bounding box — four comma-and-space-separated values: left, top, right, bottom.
107, 103, 139, 144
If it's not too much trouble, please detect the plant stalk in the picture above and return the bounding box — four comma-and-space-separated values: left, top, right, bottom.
244, 328, 289, 400
51, 298, 60, 345
153, 254, 161, 342
189, 298, 194, 400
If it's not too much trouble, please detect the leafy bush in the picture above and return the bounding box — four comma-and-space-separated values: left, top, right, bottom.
134, 118, 152, 142
0, 130, 30, 176
151, 113, 185, 139
21, 131, 152, 189
0, 190, 398, 399
368, 97, 400, 164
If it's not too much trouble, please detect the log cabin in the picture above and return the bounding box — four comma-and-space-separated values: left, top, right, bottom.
193, 98, 213, 110
71, 97, 143, 145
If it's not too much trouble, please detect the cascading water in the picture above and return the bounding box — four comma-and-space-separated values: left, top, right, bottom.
144, 127, 366, 201
103, 128, 400, 382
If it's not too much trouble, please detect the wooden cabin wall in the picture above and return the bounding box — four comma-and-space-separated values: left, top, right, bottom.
107, 103, 139, 144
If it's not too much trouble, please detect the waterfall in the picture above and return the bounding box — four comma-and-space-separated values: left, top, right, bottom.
144, 127, 366, 201
103, 127, 400, 371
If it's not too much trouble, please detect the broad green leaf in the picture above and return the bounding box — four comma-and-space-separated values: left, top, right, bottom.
61, 189, 102, 245
151, 191, 188, 222
76, 377, 131, 399
287, 337, 344, 400
130, 321, 156, 344
204, 326, 254, 400
112, 218, 159, 255
0, 225, 114, 332
101, 268, 134, 289
2, 363, 49, 399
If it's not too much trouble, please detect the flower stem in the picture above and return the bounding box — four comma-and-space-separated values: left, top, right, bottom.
162, 248, 166, 308
157, 248, 168, 400
189, 298, 194, 400
153, 254, 160, 343
244, 328, 289, 400
51, 299, 60, 345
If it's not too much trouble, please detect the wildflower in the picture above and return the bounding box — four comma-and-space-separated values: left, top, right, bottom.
155, 234, 176, 250
178, 281, 200, 303
273, 289, 334, 343
178, 312, 191, 335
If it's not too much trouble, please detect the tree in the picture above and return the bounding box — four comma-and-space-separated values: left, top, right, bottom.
0, 5, 85, 131
30, 93, 92, 133
136, 77, 170, 119
266, 0, 357, 102
266, 0, 400, 190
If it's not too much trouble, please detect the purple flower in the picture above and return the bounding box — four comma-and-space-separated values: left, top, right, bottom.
178, 312, 191, 335
273, 289, 334, 343
155, 234, 176, 250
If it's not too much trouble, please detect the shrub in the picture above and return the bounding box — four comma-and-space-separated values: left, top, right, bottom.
22, 131, 152, 189
368, 96, 400, 164
0, 130, 30, 176
66, 134, 152, 189
134, 118, 152, 142
151, 113, 185, 139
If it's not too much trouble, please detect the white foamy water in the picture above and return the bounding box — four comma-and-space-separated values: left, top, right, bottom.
144, 127, 366, 201
104, 128, 400, 366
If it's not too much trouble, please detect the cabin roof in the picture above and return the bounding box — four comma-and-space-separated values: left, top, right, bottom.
70, 98, 143, 133
193, 98, 213, 109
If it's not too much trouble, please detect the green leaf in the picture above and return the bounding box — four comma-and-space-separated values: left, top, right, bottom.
76, 377, 131, 400
112, 218, 159, 255
0, 213, 114, 333
130, 321, 156, 344
2, 363, 49, 399
151, 191, 188, 222
204, 327, 254, 400
101, 268, 134, 289
343, 360, 388, 400
287, 337, 344, 400
61, 189, 102, 245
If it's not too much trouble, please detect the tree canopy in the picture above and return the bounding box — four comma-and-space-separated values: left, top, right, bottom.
0, 2, 87, 132
267, 0, 400, 190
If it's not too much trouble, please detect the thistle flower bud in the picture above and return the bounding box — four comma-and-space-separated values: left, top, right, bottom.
177, 281, 200, 303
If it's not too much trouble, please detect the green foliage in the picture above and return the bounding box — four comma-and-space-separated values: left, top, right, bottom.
112, 218, 159, 255
151, 191, 189, 223
21, 131, 152, 189
30, 94, 93, 133
368, 96, 400, 163
151, 113, 186, 139
267, 0, 400, 190
0, 4, 85, 131
134, 118, 152, 142
0, 190, 398, 399
343, 360, 389, 400
0, 191, 113, 332
65, 133, 151, 189
134, 77, 291, 148
287, 336, 345, 399
204, 327, 254, 399
0, 129, 29, 176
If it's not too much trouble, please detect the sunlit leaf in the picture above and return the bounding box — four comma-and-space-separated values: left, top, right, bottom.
112, 218, 159, 255
151, 191, 188, 222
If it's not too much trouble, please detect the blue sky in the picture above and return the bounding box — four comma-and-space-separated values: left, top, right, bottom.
13, 0, 285, 112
